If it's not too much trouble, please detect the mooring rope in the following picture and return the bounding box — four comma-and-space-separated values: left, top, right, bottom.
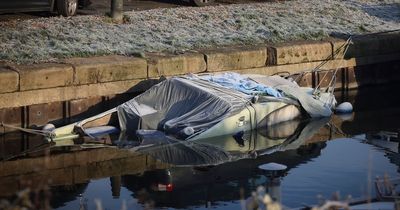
313, 29, 400, 93
0, 122, 55, 139
290, 29, 400, 101
312, 36, 352, 96
314, 36, 353, 109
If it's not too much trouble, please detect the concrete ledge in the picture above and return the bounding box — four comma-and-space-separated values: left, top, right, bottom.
147, 53, 206, 77
65, 55, 147, 84
204, 46, 267, 71
268, 41, 332, 65
0, 79, 144, 109
18, 63, 74, 91
0, 68, 19, 93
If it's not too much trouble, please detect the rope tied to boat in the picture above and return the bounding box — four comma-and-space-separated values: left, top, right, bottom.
316, 36, 353, 109
0, 122, 56, 140
313, 29, 400, 108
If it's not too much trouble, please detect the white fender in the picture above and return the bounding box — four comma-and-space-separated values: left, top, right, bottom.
42, 123, 56, 132
336, 102, 353, 114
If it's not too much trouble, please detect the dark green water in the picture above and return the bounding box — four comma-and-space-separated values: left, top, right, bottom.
1, 84, 400, 209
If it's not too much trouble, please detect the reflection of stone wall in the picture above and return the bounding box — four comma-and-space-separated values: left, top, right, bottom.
0, 133, 48, 161
0, 147, 169, 197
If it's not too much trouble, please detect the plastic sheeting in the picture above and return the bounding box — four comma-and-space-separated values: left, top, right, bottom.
200, 72, 283, 97
117, 77, 249, 138
117, 73, 335, 139
247, 74, 334, 117
134, 118, 330, 166
276, 85, 334, 117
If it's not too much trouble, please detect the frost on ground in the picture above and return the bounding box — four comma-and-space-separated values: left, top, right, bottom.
0, 0, 399, 63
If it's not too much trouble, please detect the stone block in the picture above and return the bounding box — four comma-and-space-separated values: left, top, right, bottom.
28, 103, 49, 127
65, 55, 147, 84
19, 63, 73, 91
69, 97, 103, 122
0, 79, 141, 109
316, 69, 344, 90
268, 41, 332, 65
292, 72, 313, 87
46, 101, 64, 124
0, 107, 22, 126
0, 68, 19, 93
147, 53, 206, 77
205, 46, 267, 71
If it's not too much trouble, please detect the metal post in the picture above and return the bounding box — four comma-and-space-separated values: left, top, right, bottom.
111, 0, 123, 22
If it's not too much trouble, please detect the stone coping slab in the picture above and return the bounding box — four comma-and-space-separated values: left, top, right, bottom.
18, 63, 74, 91
0, 79, 142, 109
267, 40, 332, 65
64, 55, 148, 85
0, 67, 19, 93
146, 52, 206, 77
203, 46, 267, 71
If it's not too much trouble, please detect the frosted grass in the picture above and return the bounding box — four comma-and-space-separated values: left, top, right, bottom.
0, 0, 399, 64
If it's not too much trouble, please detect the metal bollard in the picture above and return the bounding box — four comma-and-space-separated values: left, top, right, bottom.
111, 0, 123, 22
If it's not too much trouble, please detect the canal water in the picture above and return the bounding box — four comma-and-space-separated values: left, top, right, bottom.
1, 84, 400, 209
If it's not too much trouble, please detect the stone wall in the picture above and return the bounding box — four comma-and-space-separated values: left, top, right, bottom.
0, 33, 399, 128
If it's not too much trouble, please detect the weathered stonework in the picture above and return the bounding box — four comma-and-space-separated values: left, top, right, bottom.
0, 107, 21, 126
69, 97, 103, 122
147, 53, 206, 77
316, 69, 345, 90
0, 79, 143, 109
268, 41, 332, 65
327, 38, 348, 60
65, 55, 147, 84
204, 46, 267, 71
18, 63, 74, 91
0, 68, 19, 93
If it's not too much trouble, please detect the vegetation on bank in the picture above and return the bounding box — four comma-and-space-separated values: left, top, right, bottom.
0, 0, 399, 64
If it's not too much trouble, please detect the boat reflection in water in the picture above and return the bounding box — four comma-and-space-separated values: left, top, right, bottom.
121, 118, 332, 208
133, 117, 330, 166
0, 117, 334, 209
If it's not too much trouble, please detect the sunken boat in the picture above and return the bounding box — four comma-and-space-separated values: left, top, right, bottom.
44, 72, 336, 143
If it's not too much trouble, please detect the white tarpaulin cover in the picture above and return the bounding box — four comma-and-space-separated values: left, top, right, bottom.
117, 76, 249, 138
117, 73, 334, 139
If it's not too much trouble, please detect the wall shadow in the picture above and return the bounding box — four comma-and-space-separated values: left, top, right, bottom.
361, 3, 400, 23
